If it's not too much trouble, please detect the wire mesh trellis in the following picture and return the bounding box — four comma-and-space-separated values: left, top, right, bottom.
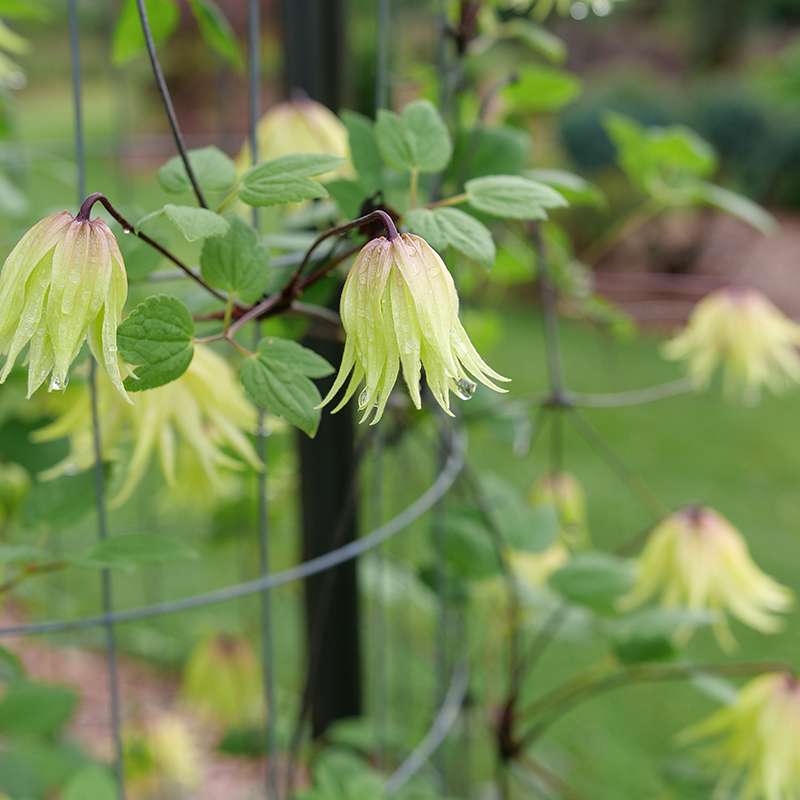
0, 1, 476, 798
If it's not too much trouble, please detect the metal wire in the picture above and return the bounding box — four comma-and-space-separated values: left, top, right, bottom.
0, 429, 466, 638
68, 1, 126, 795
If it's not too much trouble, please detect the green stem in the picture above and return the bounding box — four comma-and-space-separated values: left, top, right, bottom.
428, 192, 467, 209
216, 182, 242, 215
409, 167, 419, 208
222, 296, 235, 333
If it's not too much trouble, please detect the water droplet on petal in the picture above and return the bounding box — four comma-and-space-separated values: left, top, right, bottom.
455, 377, 477, 400
48, 374, 67, 392
358, 388, 369, 409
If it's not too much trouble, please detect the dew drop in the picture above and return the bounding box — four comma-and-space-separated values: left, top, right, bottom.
48, 374, 68, 392
358, 388, 369, 409
455, 377, 477, 400
122, 227, 132, 235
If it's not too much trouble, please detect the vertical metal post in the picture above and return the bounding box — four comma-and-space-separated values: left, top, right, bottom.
247, 2, 279, 795
68, 2, 126, 795
281, 0, 361, 736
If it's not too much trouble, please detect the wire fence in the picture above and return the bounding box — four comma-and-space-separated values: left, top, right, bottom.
0, 2, 476, 798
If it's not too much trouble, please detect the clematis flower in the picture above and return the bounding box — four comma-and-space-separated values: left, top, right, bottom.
320, 233, 509, 424
621, 506, 792, 650
680, 672, 800, 800
124, 716, 200, 796
530, 472, 589, 549
664, 288, 800, 402
237, 98, 350, 177
181, 634, 263, 726
33, 344, 261, 507
0, 210, 128, 399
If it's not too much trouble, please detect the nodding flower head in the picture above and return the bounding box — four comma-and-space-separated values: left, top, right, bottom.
237, 98, 350, 177
0, 209, 128, 399
33, 344, 262, 507
320, 233, 510, 424
664, 288, 800, 403
622, 506, 793, 650
680, 672, 800, 800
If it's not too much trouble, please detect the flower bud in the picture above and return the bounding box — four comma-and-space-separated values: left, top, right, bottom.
0, 211, 128, 399
0, 462, 29, 527
680, 672, 800, 799
664, 288, 800, 402
622, 506, 792, 649
33, 344, 262, 507
181, 634, 263, 727
321, 233, 510, 424
124, 715, 200, 796
507, 543, 569, 587
237, 98, 350, 178
530, 472, 589, 549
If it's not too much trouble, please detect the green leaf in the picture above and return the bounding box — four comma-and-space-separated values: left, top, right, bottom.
326, 178, 368, 220
605, 113, 717, 200
0, 681, 77, 737
239, 154, 343, 207
22, 469, 98, 529
240, 337, 334, 437
341, 110, 383, 192
117, 295, 195, 391
441, 510, 501, 581
80, 533, 198, 571
200, 216, 269, 303
112, 0, 179, 65
0, 544, 48, 564
499, 19, 566, 63
608, 609, 715, 664
504, 66, 581, 113
527, 168, 606, 207
375, 101, 452, 174
401, 99, 452, 172
162, 204, 230, 242
466, 175, 567, 220
158, 146, 237, 197
549, 553, 635, 613
449, 126, 531, 183
0, 645, 23, 683
63, 766, 118, 800
694, 182, 776, 235
433, 207, 496, 264
188, 0, 243, 69
479, 474, 558, 552
405, 208, 448, 252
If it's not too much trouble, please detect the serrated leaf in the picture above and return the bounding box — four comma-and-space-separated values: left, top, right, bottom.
375, 102, 452, 174
162, 204, 230, 242
80, 533, 198, 571
401, 99, 452, 172
0, 681, 76, 737
200, 216, 269, 303
434, 207, 496, 264
504, 66, 581, 113
466, 175, 567, 219
158, 146, 237, 197
188, 0, 243, 69
240, 338, 333, 436
117, 295, 195, 391
22, 469, 98, 529
112, 0, 179, 65
239, 154, 343, 207
405, 208, 448, 252
549, 553, 635, 613
341, 110, 383, 192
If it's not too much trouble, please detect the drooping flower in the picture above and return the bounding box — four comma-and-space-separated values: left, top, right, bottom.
181, 634, 263, 727
33, 344, 261, 507
664, 288, 800, 402
320, 233, 510, 424
621, 506, 792, 649
530, 472, 590, 549
124, 715, 200, 796
237, 98, 350, 177
0, 210, 128, 399
680, 672, 800, 800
